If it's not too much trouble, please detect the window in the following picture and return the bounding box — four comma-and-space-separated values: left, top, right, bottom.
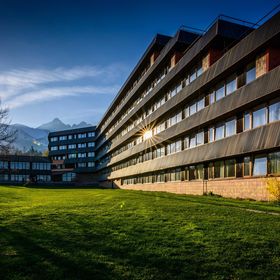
68, 153, 76, 159
269, 101, 280, 123
189, 166, 196, 180
32, 162, 51, 170
197, 97, 205, 111
214, 161, 224, 178
209, 91, 215, 104
88, 152, 95, 157
226, 76, 237, 95
59, 145, 66, 150
154, 122, 165, 135
78, 143, 86, 148
59, 136, 67, 141
225, 118, 236, 137
51, 146, 58, 151
78, 153, 86, 158
68, 135, 73, 140
197, 62, 203, 77
208, 163, 214, 179
10, 162, 30, 170
189, 68, 197, 83
0, 161, 8, 169
253, 155, 267, 176
209, 127, 214, 143
62, 172, 76, 182
169, 169, 181, 181
244, 112, 251, 130
246, 62, 256, 84
215, 123, 225, 140
155, 172, 165, 183
78, 133, 87, 139
244, 157, 251, 176
88, 162, 95, 167
68, 144, 76, 149
50, 137, 58, 142
155, 147, 165, 158
167, 141, 181, 155
88, 142, 95, 147
189, 103, 197, 116
196, 164, 204, 180
78, 162, 87, 168
196, 131, 204, 146
215, 83, 225, 101
184, 136, 189, 149
189, 135, 196, 148
225, 159, 236, 177
252, 107, 267, 128
268, 151, 280, 175
184, 106, 190, 118
88, 132, 95, 137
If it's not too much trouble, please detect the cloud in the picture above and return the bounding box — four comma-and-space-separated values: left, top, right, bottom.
6, 85, 119, 109
0, 64, 125, 109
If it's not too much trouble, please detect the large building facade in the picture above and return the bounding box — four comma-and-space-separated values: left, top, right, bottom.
48, 126, 96, 183
91, 13, 280, 200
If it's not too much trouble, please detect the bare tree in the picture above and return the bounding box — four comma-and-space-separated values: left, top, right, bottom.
0, 102, 17, 154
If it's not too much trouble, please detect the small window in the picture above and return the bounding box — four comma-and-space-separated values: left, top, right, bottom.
225, 159, 236, 177
226, 76, 237, 95
215, 83, 225, 101
253, 155, 267, 176
244, 156, 251, 176
246, 62, 256, 84
225, 118, 236, 137
269, 101, 280, 123
197, 97, 205, 111
268, 151, 280, 175
244, 112, 251, 130
214, 161, 224, 178
252, 107, 267, 128
196, 131, 204, 146
215, 123, 225, 140
189, 103, 197, 116
209, 127, 214, 143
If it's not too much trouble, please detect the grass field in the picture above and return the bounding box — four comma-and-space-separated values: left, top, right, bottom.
0, 186, 279, 280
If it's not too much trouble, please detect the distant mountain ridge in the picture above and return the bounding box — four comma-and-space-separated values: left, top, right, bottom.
37, 118, 92, 132
10, 118, 92, 153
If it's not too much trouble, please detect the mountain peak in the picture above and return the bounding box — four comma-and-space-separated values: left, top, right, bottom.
37, 118, 92, 132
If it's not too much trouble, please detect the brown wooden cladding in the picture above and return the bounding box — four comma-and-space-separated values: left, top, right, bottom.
108, 121, 280, 179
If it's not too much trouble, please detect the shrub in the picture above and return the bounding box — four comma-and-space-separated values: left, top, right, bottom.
266, 177, 280, 203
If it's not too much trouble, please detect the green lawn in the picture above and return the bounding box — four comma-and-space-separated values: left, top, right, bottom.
0, 186, 279, 280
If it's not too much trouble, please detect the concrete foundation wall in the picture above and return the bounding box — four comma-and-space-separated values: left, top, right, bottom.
113, 177, 273, 201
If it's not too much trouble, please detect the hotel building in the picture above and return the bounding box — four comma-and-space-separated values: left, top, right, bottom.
48, 126, 96, 183
91, 13, 280, 200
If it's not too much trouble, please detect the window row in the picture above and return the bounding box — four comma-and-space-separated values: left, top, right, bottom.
122, 151, 280, 185
50, 142, 95, 151
111, 100, 280, 172
107, 59, 263, 161
50, 132, 95, 142
32, 162, 51, 170
107, 57, 261, 155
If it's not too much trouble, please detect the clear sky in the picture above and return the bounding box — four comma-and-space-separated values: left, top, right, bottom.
0, 0, 278, 127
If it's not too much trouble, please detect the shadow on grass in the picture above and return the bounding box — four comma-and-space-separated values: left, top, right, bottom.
0, 220, 207, 280
0, 226, 122, 280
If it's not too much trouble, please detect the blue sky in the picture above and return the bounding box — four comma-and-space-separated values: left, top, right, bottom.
0, 0, 278, 127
